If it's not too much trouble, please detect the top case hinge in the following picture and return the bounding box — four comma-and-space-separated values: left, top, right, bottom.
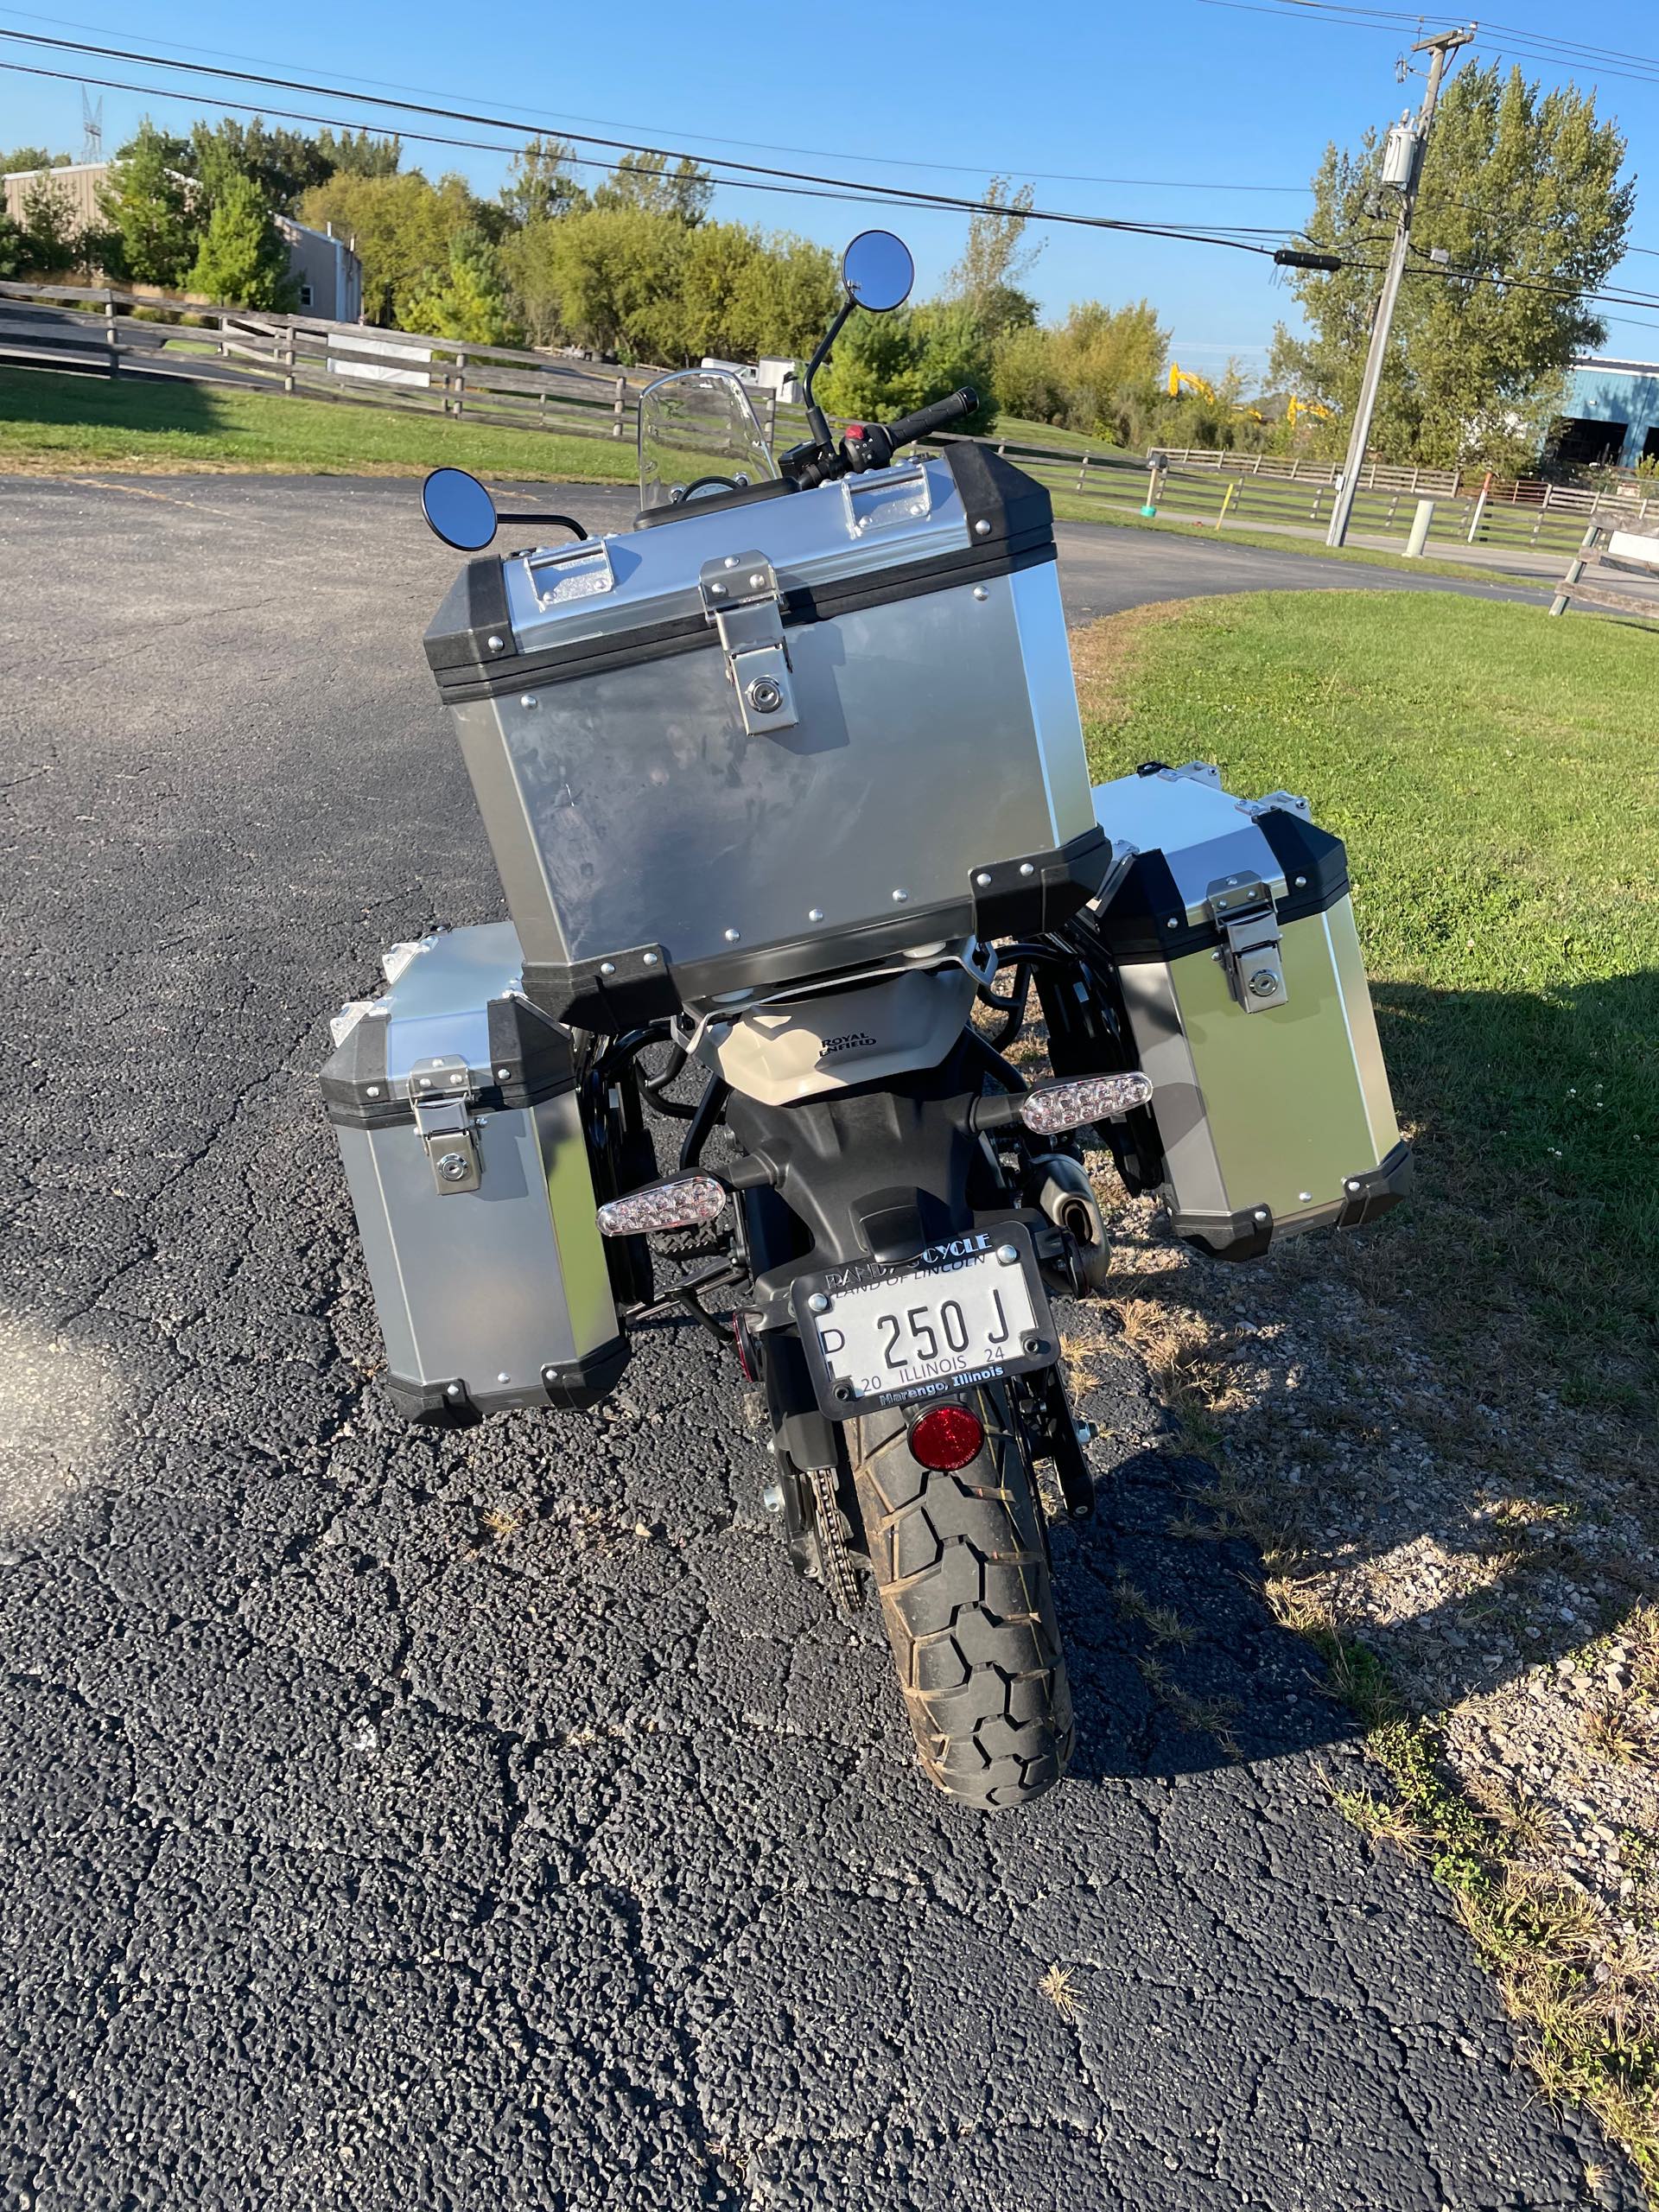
699, 550, 798, 736
409, 1054, 482, 1193
1206, 877, 1288, 1014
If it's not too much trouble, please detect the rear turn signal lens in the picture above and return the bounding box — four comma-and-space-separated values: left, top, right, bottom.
1019, 1071, 1153, 1135
595, 1173, 728, 1237
907, 1403, 986, 1472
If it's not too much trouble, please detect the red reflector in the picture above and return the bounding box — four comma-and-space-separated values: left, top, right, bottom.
907, 1404, 985, 1472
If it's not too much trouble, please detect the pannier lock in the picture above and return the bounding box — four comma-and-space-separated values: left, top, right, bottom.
409, 1053, 482, 1194
699, 550, 798, 737
1207, 876, 1288, 1014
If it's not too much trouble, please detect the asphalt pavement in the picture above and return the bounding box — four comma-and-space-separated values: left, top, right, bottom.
0, 474, 1633, 2211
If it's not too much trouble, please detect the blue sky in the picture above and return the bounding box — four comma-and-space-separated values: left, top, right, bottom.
3, 0, 1658, 376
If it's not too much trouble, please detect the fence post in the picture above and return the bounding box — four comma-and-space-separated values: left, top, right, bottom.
283, 322, 295, 395
1466, 470, 1491, 545
613, 374, 627, 440
453, 351, 466, 420
105, 288, 118, 379
1076, 454, 1090, 493
1550, 523, 1601, 615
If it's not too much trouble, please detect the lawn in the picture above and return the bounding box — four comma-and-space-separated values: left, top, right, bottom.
0, 366, 639, 482
1077, 589, 1657, 1391
1071, 589, 1659, 2185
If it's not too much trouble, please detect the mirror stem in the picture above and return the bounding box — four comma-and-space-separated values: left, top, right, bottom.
802, 296, 854, 450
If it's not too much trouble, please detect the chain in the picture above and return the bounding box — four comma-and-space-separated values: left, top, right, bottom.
807, 1464, 861, 1618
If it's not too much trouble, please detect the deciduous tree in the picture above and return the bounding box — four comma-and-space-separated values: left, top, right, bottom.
500, 137, 587, 226
948, 175, 1043, 337
593, 152, 712, 227
188, 172, 296, 308
398, 226, 522, 344
297, 168, 482, 324
97, 121, 200, 288
1270, 61, 1633, 469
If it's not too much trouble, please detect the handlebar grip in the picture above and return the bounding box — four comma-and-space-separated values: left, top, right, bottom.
882, 386, 979, 452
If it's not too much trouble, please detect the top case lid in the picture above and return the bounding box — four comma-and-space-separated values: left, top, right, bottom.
1091, 762, 1349, 959
423, 444, 1054, 684
320, 921, 578, 1127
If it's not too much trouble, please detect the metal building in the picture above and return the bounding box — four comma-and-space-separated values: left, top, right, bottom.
1555, 356, 1659, 470
1, 163, 363, 321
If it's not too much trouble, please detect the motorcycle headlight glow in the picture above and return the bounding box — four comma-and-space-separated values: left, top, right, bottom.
595, 1173, 728, 1237
1019, 1072, 1154, 1136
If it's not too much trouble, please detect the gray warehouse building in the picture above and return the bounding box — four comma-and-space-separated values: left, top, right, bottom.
1, 162, 362, 321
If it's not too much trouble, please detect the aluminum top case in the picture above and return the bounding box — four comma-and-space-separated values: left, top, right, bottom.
424, 446, 1106, 1031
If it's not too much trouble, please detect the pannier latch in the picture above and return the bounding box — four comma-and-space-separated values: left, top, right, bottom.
699, 550, 798, 736
1207, 877, 1288, 1014
409, 1054, 481, 1194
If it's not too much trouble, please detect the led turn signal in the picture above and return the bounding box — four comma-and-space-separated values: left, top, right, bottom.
596, 1173, 728, 1237
1018, 1071, 1154, 1135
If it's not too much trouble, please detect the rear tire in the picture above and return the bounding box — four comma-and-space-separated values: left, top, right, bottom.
849, 1387, 1073, 1808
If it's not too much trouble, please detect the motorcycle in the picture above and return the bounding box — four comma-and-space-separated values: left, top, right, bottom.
321, 230, 1409, 1809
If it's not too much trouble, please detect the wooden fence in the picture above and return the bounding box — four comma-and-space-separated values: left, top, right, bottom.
2, 278, 1648, 565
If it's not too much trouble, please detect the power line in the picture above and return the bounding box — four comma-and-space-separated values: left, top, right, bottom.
0, 48, 1291, 260
0, 29, 1300, 259
0, 1, 1315, 197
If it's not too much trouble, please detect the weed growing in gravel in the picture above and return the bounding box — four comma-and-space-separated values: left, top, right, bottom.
1112, 1575, 1198, 1648
1039, 1964, 1086, 2024
1316, 1632, 1659, 2190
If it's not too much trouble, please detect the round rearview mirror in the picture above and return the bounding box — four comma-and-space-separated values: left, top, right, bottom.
421, 467, 497, 550
841, 230, 914, 314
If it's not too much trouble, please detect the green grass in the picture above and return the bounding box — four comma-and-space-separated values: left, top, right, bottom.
985, 412, 1116, 455
1077, 590, 1659, 1407
1048, 490, 1534, 586
0, 365, 638, 481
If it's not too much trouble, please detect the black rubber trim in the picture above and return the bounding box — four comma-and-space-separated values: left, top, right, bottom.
387, 1333, 630, 1425
940, 442, 1054, 546
1098, 809, 1351, 963
1171, 1203, 1276, 1262
321, 991, 578, 1127
1336, 1137, 1414, 1227
1254, 810, 1351, 917
632, 476, 798, 531
423, 556, 516, 676
317, 1007, 388, 1118
429, 536, 1056, 705
519, 824, 1109, 1030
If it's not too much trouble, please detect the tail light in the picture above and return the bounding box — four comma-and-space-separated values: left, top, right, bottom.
596, 1173, 728, 1236
1019, 1071, 1153, 1135
907, 1403, 986, 1471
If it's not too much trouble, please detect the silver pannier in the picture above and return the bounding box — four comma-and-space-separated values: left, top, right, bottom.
1050, 764, 1411, 1259
320, 923, 626, 1421
423, 446, 1106, 1030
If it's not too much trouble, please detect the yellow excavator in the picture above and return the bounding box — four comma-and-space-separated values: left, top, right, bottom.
1167, 363, 1266, 425
1167, 364, 1332, 430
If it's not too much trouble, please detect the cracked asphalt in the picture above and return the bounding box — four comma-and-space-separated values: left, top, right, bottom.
0, 475, 1632, 2210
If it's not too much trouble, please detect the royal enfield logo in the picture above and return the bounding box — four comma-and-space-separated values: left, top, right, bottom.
817, 1030, 879, 1058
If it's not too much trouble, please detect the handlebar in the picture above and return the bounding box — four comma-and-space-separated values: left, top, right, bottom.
780, 386, 979, 487
879, 388, 979, 457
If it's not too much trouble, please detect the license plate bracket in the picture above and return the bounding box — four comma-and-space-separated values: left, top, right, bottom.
789, 1224, 1056, 1420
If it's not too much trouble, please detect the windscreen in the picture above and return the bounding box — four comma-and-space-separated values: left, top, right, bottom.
638, 368, 779, 512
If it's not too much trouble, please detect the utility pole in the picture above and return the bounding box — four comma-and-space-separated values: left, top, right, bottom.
1325, 24, 1474, 548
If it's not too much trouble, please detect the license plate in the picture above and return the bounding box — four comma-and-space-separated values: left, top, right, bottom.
791, 1225, 1055, 1418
